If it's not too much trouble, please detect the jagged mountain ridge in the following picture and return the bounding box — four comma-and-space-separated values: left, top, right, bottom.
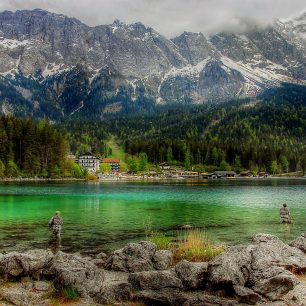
0, 8, 306, 119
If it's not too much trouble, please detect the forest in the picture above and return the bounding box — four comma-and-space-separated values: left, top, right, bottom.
0, 117, 85, 178
1, 83, 306, 177
59, 84, 306, 174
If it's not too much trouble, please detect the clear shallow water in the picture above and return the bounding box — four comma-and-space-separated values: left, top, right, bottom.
0, 179, 306, 255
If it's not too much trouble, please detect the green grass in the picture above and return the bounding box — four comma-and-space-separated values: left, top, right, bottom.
149, 232, 172, 249
106, 135, 126, 161
172, 228, 224, 263
145, 224, 224, 263
62, 286, 79, 301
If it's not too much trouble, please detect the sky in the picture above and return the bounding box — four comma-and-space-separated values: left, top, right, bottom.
0, 0, 306, 37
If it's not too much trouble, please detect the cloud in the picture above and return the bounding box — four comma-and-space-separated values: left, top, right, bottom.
0, 0, 305, 37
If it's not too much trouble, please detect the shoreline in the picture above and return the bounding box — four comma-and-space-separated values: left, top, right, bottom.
0, 175, 305, 183
0, 177, 85, 182
1, 233, 306, 305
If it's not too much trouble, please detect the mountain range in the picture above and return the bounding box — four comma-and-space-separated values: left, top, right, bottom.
0, 9, 306, 120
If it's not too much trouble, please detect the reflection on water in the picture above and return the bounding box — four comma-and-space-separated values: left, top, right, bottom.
0, 179, 306, 255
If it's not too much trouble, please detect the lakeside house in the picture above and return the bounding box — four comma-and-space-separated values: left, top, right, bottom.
67, 153, 77, 162
78, 152, 101, 173
102, 158, 120, 173
159, 162, 170, 170
176, 171, 199, 178
209, 171, 237, 179
258, 171, 269, 177
239, 171, 253, 177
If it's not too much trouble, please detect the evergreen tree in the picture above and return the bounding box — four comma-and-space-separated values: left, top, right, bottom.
5, 160, 19, 177
219, 160, 231, 171
270, 160, 278, 174
166, 146, 173, 164
0, 160, 5, 177
184, 147, 191, 170
100, 163, 112, 173
280, 156, 289, 173
127, 156, 138, 173
138, 152, 149, 172
71, 162, 86, 177
233, 155, 242, 173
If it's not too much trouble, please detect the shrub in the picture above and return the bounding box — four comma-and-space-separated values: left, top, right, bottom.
144, 219, 224, 264
144, 218, 171, 250
149, 232, 172, 250
172, 228, 224, 263
145, 222, 224, 263
86, 174, 98, 180
62, 286, 79, 300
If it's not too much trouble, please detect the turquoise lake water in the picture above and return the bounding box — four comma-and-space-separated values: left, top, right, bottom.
0, 179, 306, 255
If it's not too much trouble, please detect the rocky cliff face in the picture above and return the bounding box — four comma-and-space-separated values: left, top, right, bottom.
0, 9, 306, 119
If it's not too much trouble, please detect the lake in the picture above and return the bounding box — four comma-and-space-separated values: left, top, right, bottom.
0, 179, 306, 255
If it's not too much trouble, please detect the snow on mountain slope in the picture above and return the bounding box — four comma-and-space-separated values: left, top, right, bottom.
0, 9, 306, 119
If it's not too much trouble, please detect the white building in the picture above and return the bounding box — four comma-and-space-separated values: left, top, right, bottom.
78, 152, 100, 173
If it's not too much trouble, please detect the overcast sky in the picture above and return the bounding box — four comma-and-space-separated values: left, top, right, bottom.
1, 0, 306, 37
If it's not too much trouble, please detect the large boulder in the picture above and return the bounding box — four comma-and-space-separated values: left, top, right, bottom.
248, 234, 304, 300
184, 291, 246, 305
207, 245, 252, 289
106, 241, 172, 272
207, 234, 306, 302
152, 249, 173, 270
252, 270, 298, 301
0, 280, 54, 306
135, 288, 188, 306
233, 285, 263, 305
174, 260, 208, 290
251, 234, 306, 272
51, 252, 104, 297
289, 234, 306, 254
91, 252, 109, 269
135, 289, 244, 306
93, 271, 132, 304
129, 270, 183, 290
0, 250, 54, 279
282, 282, 306, 305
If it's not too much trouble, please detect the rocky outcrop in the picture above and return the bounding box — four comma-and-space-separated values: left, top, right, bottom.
93, 270, 132, 304
129, 270, 183, 290
105, 241, 172, 272
0, 249, 54, 279
174, 260, 208, 290
1, 234, 306, 305
289, 233, 306, 254
51, 252, 105, 297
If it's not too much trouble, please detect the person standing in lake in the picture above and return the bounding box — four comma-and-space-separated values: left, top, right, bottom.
48, 211, 63, 253
279, 203, 291, 224
49, 211, 63, 238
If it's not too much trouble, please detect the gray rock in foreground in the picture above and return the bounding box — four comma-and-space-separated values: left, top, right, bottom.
105, 241, 172, 272
1, 234, 306, 305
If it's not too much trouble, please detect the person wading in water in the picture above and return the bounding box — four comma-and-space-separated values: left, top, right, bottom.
48, 211, 63, 252
279, 203, 291, 224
